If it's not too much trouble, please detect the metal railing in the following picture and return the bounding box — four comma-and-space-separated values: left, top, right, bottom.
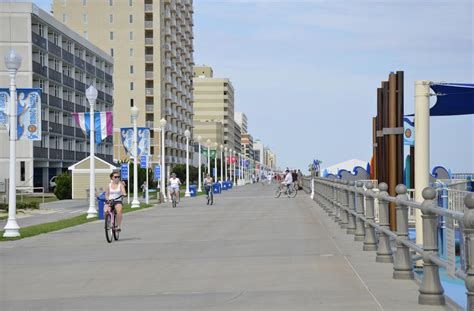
304, 176, 472, 309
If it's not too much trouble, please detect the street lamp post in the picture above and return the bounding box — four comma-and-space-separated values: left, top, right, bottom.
131, 106, 140, 208
85, 85, 98, 218
220, 144, 223, 184
197, 136, 202, 192
229, 149, 233, 182
238, 153, 242, 185
224, 147, 228, 181
184, 129, 191, 197
213, 142, 218, 182
160, 118, 167, 202
233, 151, 237, 184
206, 139, 211, 175
3, 50, 22, 237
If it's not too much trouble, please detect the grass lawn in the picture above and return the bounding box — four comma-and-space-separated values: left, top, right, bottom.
16, 195, 58, 205
0, 203, 151, 242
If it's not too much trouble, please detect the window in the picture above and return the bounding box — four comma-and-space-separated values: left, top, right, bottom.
62, 13, 67, 23
82, 0, 87, 6
130, 99, 134, 107
129, 14, 133, 23
129, 32, 133, 40
130, 82, 134, 90
110, 48, 114, 57
20, 161, 25, 181
109, 0, 113, 5
129, 48, 134, 56
83, 14, 88, 24
38, 24, 44, 37
129, 0, 132, 6
83, 31, 88, 39
130, 65, 134, 74
109, 14, 113, 23
109, 32, 114, 40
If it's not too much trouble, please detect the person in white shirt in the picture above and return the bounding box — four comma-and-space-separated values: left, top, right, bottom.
281, 169, 293, 191
168, 173, 181, 203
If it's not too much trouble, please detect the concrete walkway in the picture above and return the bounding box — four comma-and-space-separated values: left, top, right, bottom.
0, 184, 458, 310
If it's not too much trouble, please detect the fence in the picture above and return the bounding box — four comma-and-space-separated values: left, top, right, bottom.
304, 177, 472, 309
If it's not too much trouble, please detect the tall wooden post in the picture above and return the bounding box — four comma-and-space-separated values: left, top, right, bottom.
388, 73, 398, 230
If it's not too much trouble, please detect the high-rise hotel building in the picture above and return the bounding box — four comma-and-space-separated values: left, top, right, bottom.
0, 2, 114, 190
53, 0, 194, 171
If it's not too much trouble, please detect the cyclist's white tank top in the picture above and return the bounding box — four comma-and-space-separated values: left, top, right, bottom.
109, 182, 122, 200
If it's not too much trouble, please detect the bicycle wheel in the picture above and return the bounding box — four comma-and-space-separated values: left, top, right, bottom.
288, 187, 298, 198
113, 212, 120, 241
172, 196, 177, 208
274, 188, 281, 198
105, 213, 113, 243
210, 191, 214, 205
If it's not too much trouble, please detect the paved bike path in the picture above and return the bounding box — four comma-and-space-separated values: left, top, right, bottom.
0, 185, 457, 310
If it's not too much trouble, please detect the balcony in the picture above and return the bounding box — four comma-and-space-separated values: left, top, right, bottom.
40, 93, 48, 105
33, 61, 47, 77
62, 49, 74, 64
33, 147, 48, 159
86, 62, 95, 75
164, 10, 171, 19
98, 90, 105, 100
145, 54, 153, 63
105, 94, 113, 104
48, 41, 62, 58
50, 148, 62, 159
63, 74, 75, 88
63, 125, 75, 136
75, 128, 85, 138
49, 122, 62, 134
74, 56, 85, 70
49, 95, 62, 109
145, 21, 153, 29
48, 68, 62, 83
96, 69, 105, 80
75, 80, 86, 93
63, 150, 75, 161
63, 100, 75, 112
75, 104, 86, 113
145, 38, 153, 46
146, 104, 154, 112
164, 28, 172, 36
145, 3, 152, 12
105, 73, 113, 83
165, 59, 172, 68
32, 32, 47, 50
145, 71, 153, 79
145, 88, 154, 96
41, 120, 48, 132
75, 151, 86, 160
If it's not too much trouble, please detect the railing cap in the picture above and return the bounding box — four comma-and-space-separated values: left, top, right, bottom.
365, 182, 374, 189
422, 187, 436, 200
356, 180, 363, 187
465, 193, 474, 209
395, 184, 407, 195
379, 182, 388, 192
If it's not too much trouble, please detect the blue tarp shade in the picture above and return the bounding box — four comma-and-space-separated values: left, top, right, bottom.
429, 83, 474, 116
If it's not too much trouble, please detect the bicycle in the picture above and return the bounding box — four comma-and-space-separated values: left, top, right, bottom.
274, 183, 298, 198
205, 184, 214, 205
170, 189, 179, 208
102, 195, 124, 243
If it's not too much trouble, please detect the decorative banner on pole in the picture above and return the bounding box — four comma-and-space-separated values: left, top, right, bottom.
154, 165, 161, 180
120, 127, 150, 157
403, 117, 415, 146
140, 155, 147, 169
202, 148, 216, 159
73, 111, 113, 144
120, 163, 129, 180
0, 88, 42, 140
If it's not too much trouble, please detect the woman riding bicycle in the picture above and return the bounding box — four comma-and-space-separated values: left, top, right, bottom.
105, 171, 126, 231
168, 173, 181, 203
203, 174, 213, 203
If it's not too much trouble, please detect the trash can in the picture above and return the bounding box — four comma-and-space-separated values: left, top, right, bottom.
98, 192, 106, 220
228, 181, 233, 189
222, 181, 228, 190
189, 185, 197, 197
213, 183, 221, 194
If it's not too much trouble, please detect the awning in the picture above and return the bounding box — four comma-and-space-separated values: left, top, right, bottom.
429, 83, 474, 116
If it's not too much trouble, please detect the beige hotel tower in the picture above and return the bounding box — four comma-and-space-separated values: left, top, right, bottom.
53, 0, 195, 171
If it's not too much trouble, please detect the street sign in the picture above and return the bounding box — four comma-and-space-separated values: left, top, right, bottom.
446, 217, 456, 278
140, 155, 147, 169
120, 163, 128, 180
154, 165, 161, 180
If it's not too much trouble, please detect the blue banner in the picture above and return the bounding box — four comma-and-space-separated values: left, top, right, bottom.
404, 118, 415, 146
120, 163, 128, 180
154, 165, 161, 180
0, 88, 42, 140
120, 127, 150, 157
140, 155, 147, 169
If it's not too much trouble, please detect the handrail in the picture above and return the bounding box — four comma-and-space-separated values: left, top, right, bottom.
303, 176, 472, 309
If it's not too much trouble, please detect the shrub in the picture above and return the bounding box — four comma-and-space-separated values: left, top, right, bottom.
54, 173, 72, 200
0, 201, 39, 211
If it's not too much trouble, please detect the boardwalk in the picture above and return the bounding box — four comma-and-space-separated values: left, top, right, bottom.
0, 185, 456, 310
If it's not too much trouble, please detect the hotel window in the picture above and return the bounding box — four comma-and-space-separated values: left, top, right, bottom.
82, 0, 87, 6
130, 82, 134, 90
130, 65, 134, 74
110, 32, 114, 40
129, 48, 134, 56
109, 14, 113, 23
129, 32, 133, 40
83, 14, 88, 24
109, 0, 113, 5
20, 162, 25, 181
110, 48, 114, 57
129, 14, 133, 23
83, 31, 88, 39
62, 13, 67, 23
129, 0, 132, 6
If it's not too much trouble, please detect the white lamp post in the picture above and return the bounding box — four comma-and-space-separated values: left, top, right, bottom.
206, 139, 211, 175
213, 142, 218, 181
184, 129, 191, 197
229, 149, 233, 182
233, 151, 237, 184
238, 153, 242, 185
3, 50, 22, 237
220, 144, 223, 184
131, 106, 140, 208
160, 118, 167, 202
197, 136, 202, 192
224, 147, 228, 181
85, 85, 98, 218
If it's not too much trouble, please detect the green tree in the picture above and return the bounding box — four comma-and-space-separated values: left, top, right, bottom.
54, 173, 72, 200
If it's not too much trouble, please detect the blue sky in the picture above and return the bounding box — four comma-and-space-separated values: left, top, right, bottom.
33, 0, 473, 172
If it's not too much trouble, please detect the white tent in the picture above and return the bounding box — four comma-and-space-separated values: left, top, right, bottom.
323, 159, 368, 176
